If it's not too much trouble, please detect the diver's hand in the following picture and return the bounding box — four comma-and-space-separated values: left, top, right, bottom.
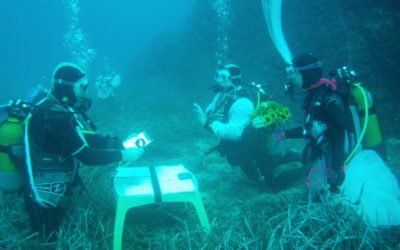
271, 130, 286, 144
193, 103, 206, 126
122, 148, 143, 162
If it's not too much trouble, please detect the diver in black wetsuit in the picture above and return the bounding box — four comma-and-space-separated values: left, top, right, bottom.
24, 62, 143, 243
284, 54, 360, 200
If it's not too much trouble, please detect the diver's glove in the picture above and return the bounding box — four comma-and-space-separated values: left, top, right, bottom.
122, 148, 144, 162
193, 103, 207, 126
271, 130, 286, 144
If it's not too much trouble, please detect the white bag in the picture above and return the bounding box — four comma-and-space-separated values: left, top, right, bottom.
338, 150, 400, 227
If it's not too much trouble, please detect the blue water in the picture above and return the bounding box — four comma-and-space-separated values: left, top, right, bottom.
0, 0, 195, 103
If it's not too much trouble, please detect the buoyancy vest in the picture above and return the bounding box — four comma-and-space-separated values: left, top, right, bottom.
0, 96, 95, 199
25, 96, 83, 208
210, 87, 255, 164
307, 77, 384, 161
302, 80, 361, 170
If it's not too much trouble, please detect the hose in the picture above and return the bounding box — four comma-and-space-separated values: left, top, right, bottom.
345, 83, 369, 165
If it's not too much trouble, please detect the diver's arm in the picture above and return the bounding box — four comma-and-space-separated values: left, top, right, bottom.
74, 147, 122, 166
48, 112, 123, 165
210, 98, 254, 141
283, 126, 303, 138
83, 133, 123, 150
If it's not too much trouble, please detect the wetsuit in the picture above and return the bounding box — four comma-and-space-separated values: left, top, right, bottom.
285, 82, 359, 191
24, 95, 123, 241
205, 88, 302, 191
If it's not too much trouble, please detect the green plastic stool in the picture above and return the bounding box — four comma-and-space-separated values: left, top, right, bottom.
113, 165, 209, 250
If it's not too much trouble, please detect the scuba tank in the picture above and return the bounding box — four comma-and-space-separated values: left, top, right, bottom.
0, 85, 49, 191
332, 66, 384, 162
0, 100, 33, 191
351, 85, 382, 149
0, 117, 24, 173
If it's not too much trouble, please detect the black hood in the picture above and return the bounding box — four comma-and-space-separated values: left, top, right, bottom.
51, 63, 85, 106
292, 54, 322, 89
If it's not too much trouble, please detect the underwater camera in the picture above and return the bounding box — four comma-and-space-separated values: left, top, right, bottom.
123, 132, 153, 148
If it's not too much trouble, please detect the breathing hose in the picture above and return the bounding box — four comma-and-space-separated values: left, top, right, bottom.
345, 83, 369, 165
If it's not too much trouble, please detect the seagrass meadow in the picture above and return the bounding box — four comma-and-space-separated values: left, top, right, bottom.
1, 0, 400, 249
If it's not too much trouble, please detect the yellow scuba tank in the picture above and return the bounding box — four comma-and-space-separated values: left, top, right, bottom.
351, 84, 383, 148
0, 118, 24, 173
0, 99, 34, 191
0, 117, 24, 192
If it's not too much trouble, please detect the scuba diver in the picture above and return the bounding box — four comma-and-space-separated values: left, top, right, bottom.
95, 58, 121, 100
194, 64, 301, 192
0, 62, 143, 243
194, 64, 253, 143
283, 53, 385, 201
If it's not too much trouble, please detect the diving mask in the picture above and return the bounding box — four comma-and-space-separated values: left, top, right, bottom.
214, 69, 231, 83
55, 75, 88, 89
293, 61, 322, 72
